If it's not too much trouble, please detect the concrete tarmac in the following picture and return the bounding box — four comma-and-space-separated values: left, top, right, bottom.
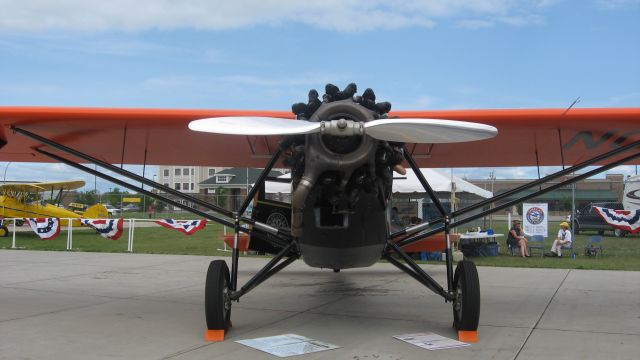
1, 250, 638, 360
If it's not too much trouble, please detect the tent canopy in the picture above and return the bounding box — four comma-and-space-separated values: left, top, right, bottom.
264, 169, 492, 198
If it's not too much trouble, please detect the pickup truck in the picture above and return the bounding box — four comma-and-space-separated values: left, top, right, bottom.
572, 201, 627, 237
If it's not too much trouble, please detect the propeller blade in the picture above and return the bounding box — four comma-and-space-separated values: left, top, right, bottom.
188, 117, 321, 136
364, 119, 497, 143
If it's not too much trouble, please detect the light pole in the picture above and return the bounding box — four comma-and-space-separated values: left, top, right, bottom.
489, 169, 496, 228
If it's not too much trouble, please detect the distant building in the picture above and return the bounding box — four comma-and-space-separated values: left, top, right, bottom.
469, 174, 624, 214
157, 166, 229, 194
155, 166, 286, 211
199, 168, 284, 210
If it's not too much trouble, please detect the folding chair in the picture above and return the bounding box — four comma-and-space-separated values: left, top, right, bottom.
507, 241, 520, 256
561, 239, 576, 259
584, 235, 604, 258
527, 235, 545, 257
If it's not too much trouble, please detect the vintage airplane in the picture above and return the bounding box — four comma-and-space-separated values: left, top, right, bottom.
1, 83, 639, 343
0, 180, 107, 235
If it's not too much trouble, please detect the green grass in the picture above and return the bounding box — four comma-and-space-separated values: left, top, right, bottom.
2, 219, 639, 271
446, 221, 640, 271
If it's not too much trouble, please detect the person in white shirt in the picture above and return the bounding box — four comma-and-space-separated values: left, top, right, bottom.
550, 221, 572, 257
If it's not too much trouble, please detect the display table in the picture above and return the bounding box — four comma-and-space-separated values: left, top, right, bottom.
458, 232, 503, 257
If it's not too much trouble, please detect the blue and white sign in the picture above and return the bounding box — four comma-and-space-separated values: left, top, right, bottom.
523, 203, 548, 236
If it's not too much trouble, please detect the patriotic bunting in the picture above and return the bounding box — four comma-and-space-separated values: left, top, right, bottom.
155, 219, 207, 235
81, 218, 124, 240
593, 206, 640, 234
24, 218, 61, 240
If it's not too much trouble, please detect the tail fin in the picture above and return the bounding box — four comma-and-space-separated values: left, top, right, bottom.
83, 204, 108, 219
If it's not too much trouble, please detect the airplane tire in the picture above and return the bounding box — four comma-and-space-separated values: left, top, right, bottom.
452, 260, 480, 331
0, 226, 8, 237
205, 260, 232, 331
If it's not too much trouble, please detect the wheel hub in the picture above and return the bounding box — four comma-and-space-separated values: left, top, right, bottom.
454, 280, 463, 318
222, 280, 231, 316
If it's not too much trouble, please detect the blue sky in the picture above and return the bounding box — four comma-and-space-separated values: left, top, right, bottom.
1, 0, 639, 191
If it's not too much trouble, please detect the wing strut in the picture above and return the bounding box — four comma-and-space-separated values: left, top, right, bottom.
382, 136, 640, 340
394, 142, 640, 250
402, 146, 447, 217
11, 126, 293, 247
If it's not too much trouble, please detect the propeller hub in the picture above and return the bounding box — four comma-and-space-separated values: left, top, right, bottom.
320, 119, 364, 137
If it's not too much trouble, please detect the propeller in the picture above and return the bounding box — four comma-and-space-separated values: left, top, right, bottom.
364, 118, 497, 143
188, 117, 320, 136
189, 117, 497, 143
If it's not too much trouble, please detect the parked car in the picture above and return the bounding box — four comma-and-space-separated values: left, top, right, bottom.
572, 201, 626, 237
122, 204, 140, 212
102, 204, 122, 216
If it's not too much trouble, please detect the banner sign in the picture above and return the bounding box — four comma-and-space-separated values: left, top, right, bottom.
81, 218, 124, 240
594, 206, 640, 233
155, 219, 207, 235
24, 218, 61, 240
522, 203, 548, 237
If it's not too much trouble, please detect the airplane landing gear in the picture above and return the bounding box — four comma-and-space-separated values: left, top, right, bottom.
205, 260, 232, 333
452, 260, 480, 332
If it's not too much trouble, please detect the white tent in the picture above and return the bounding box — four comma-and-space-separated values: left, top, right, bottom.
264, 169, 492, 198
392, 169, 492, 198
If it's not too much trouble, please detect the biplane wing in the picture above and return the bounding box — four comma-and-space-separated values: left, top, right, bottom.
32, 180, 85, 192
0, 180, 86, 193
0, 183, 46, 193
0, 106, 639, 167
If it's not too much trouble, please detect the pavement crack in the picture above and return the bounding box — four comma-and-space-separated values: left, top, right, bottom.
513, 268, 571, 360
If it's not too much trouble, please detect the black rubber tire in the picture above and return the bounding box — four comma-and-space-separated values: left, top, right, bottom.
333, 268, 340, 273
452, 260, 481, 331
598, 230, 605, 236
573, 222, 580, 235
614, 228, 626, 237
0, 226, 8, 237
15, 219, 24, 227
205, 260, 231, 331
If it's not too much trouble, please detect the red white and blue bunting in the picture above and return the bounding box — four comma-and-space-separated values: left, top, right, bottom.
155, 219, 207, 235
81, 218, 124, 240
593, 206, 640, 234
24, 218, 61, 240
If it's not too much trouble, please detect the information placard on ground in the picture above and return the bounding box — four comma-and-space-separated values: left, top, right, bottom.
393, 332, 469, 351
236, 334, 340, 357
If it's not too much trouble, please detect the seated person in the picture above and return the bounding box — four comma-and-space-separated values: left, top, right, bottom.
550, 221, 572, 257
507, 220, 530, 257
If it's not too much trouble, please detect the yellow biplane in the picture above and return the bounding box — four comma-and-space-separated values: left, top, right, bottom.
0, 180, 107, 236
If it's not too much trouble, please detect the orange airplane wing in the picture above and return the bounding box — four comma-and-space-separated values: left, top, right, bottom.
0, 106, 639, 168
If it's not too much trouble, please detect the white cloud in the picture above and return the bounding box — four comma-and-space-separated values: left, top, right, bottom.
595, 0, 640, 9
0, 0, 558, 33
455, 19, 495, 28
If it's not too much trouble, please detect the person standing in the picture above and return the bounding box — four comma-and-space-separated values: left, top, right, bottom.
550, 221, 572, 257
